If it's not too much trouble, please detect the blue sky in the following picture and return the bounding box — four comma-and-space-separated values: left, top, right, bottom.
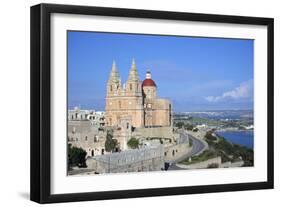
68, 31, 253, 112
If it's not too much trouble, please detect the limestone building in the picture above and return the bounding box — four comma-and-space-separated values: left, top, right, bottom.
105, 59, 172, 128
68, 107, 105, 127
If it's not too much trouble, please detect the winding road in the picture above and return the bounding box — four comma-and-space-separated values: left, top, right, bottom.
168, 131, 207, 170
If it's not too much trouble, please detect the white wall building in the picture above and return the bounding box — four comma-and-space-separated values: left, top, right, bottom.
68, 107, 105, 127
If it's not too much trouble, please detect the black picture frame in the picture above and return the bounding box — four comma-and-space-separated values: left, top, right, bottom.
30, 3, 274, 204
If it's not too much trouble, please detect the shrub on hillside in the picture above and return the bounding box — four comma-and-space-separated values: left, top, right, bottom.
127, 137, 139, 149
68, 144, 87, 168
205, 131, 217, 141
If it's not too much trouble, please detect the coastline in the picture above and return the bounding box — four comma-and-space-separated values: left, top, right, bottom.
215, 128, 254, 132
215, 130, 254, 149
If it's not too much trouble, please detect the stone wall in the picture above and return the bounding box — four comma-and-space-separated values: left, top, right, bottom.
86, 145, 165, 174
176, 157, 244, 169
176, 157, 222, 169
220, 160, 244, 168
133, 127, 190, 162
164, 142, 191, 162
134, 126, 174, 139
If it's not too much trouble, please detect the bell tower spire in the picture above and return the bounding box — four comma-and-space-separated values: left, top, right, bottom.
128, 58, 140, 81
125, 58, 142, 96
109, 60, 120, 83
107, 60, 121, 96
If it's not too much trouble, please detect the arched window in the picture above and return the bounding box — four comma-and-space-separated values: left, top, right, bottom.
110, 85, 113, 92
119, 101, 121, 109
129, 83, 132, 90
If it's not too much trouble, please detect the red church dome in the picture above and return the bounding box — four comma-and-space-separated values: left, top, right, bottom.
142, 71, 156, 87
142, 78, 156, 87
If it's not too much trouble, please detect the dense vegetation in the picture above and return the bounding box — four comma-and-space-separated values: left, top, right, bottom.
174, 121, 195, 131
205, 131, 254, 166
105, 130, 118, 152
68, 144, 87, 168
127, 137, 139, 149
180, 130, 254, 167
174, 117, 221, 127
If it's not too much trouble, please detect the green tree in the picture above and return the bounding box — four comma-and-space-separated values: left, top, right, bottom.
192, 128, 199, 132
175, 121, 185, 129
68, 144, 87, 168
105, 131, 118, 152
127, 137, 139, 149
205, 131, 217, 141
184, 123, 194, 131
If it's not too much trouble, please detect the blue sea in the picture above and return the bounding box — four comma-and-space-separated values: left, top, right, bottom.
216, 130, 254, 149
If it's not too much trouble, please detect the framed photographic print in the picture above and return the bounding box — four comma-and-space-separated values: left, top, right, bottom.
30, 3, 274, 203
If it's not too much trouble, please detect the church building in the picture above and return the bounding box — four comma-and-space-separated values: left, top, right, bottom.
105, 59, 172, 128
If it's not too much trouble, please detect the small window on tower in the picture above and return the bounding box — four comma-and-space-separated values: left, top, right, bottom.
130, 84, 132, 90
110, 85, 113, 92
119, 101, 121, 109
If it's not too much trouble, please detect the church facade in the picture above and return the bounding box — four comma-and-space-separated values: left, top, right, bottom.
105, 59, 172, 128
